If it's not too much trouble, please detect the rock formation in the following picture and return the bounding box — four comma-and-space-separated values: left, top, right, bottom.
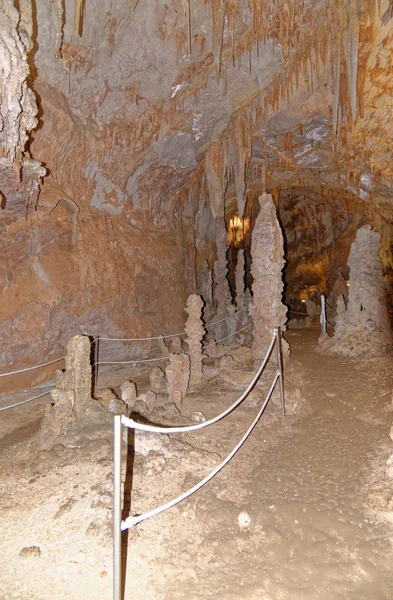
212, 218, 237, 343
150, 366, 167, 393
34, 334, 107, 447
165, 353, 190, 410
320, 226, 392, 357
120, 380, 137, 408
251, 193, 288, 358
236, 249, 245, 310
185, 294, 205, 384
0, 0, 45, 208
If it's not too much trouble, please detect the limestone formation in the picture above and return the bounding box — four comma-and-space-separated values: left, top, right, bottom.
236, 249, 245, 310
250, 193, 288, 357
165, 353, 190, 410
320, 226, 392, 356
138, 391, 157, 413
212, 217, 237, 343
34, 334, 107, 448
149, 366, 167, 393
170, 336, 183, 354
0, 1, 45, 207
120, 380, 137, 408
56, 335, 92, 408
185, 294, 206, 384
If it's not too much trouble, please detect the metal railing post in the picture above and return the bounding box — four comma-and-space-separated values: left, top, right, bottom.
320, 294, 327, 334
275, 327, 286, 417
113, 415, 122, 600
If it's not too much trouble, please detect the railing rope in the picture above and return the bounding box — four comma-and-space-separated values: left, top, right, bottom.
113, 326, 285, 600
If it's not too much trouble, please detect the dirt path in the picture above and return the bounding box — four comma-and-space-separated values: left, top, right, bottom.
0, 329, 392, 600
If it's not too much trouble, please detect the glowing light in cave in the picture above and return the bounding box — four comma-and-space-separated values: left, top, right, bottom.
228, 215, 250, 246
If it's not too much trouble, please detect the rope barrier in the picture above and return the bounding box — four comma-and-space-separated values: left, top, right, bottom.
97, 321, 252, 369
100, 307, 247, 343
0, 356, 65, 378
204, 323, 252, 348
289, 310, 309, 316
121, 371, 280, 531
122, 331, 276, 435
0, 390, 51, 412
96, 355, 170, 367
325, 301, 337, 314
204, 308, 247, 329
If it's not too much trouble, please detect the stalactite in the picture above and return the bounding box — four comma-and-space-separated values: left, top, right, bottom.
55, 0, 65, 58
74, 0, 83, 37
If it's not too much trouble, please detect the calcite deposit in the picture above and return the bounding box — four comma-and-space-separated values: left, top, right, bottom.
165, 353, 190, 410
251, 193, 288, 358
185, 294, 205, 384
320, 226, 392, 357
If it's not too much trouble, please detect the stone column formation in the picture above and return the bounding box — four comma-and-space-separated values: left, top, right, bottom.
235, 249, 245, 310
250, 193, 288, 357
165, 353, 190, 410
213, 217, 236, 343
58, 334, 92, 408
185, 294, 205, 384
321, 226, 392, 356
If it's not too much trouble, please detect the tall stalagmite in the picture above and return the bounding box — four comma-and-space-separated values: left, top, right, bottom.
185, 294, 205, 384
213, 218, 236, 343
251, 193, 288, 357
320, 226, 392, 356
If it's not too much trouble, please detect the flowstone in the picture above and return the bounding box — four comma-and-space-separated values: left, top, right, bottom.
320, 226, 392, 356
185, 294, 206, 384
250, 193, 288, 358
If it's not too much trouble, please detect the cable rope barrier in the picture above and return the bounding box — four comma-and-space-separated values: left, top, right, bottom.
121, 372, 280, 532
0, 356, 65, 379
0, 390, 51, 412
100, 307, 247, 343
122, 331, 275, 435
113, 326, 285, 599
96, 323, 253, 368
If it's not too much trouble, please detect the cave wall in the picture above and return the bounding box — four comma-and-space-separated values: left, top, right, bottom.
2, 0, 393, 390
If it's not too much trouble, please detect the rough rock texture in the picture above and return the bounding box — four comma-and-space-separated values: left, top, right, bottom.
34, 334, 108, 449
120, 380, 137, 408
212, 218, 237, 343
320, 226, 392, 356
149, 366, 167, 393
251, 193, 288, 357
0, 0, 45, 207
235, 249, 245, 310
185, 294, 205, 384
165, 353, 190, 410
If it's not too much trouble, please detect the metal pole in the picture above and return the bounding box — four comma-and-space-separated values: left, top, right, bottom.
321, 294, 327, 334
113, 415, 122, 600
275, 327, 286, 417
94, 337, 99, 391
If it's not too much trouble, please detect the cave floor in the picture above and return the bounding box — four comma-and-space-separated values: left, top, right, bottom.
1, 329, 393, 599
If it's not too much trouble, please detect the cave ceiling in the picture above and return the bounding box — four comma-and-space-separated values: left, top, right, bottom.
1, 0, 393, 221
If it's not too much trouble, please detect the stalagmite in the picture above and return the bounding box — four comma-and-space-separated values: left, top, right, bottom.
57, 334, 92, 408
150, 366, 167, 393
185, 294, 205, 384
120, 380, 137, 409
35, 335, 106, 445
235, 249, 245, 310
251, 193, 288, 357
165, 353, 190, 410
320, 226, 392, 356
213, 217, 237, 343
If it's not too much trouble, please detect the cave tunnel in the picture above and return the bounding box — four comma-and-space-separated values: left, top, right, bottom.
1, 1, 393, 599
